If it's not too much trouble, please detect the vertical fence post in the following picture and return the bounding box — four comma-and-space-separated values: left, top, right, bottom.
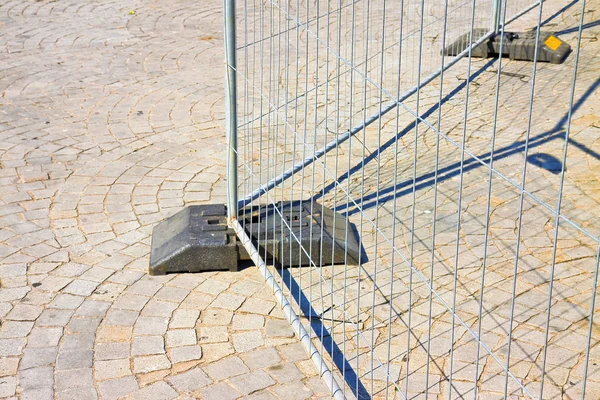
224, 0, 238, 221
490, 0, 502, 32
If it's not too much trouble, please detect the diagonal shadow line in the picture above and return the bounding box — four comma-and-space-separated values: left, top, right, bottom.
313, 58, 498, 204
555, 20, 600, 36
277, 267, 373, 400
537, 0, 580, 29
314, 68, 600, 216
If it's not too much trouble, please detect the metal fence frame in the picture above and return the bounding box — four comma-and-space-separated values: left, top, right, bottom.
223, 0, 594, 398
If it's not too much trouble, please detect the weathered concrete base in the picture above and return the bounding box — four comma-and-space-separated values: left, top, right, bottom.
443, 28, 571, 64
149, 201, 361, 275
149, 204, 242, 275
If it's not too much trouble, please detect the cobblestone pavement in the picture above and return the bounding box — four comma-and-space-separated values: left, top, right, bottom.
0, 1, 331, 399
232, 0, 600, 399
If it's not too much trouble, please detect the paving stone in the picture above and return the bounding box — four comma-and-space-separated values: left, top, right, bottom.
232, 314, 265, 331
95, 342, 131, 360
199, 382, 242, 400
266, 363, 305, 384
5, 304, 43, 321
196, 279, 230, 296
239, 298, 276, 315
0, 338, 26, 356
166, 329, 197, 347
0, 376, 17, 397
210, 293, 246, 310
131, 381, 178, 400
126, 280, 163, 297
180, 292, 214, 310
229, 370, 276, 395
96, 326, 133, 343
56, 350, 93, 370
277, 342, 309, 363
95, 359, 132, 381
265, 318, 295, 338
20, 387, 54, 400
141, 299, 178, 317
35, 309, 73, 327
56, 387, 98, 400
48, 294, 86, 310
133, 354, 171, 373
167, 368, 212, 391
240, 347, 282, 369
67, 317, 102, 333
60, 332, 95, 350
244, 391, 279, 400
271, 381, 313, 400
20, 347, 58, 369
232, 330, 264, 353
73, 300, 110, 317
154, 286, 189, 303
169, 309, 200, 328
55, 368, 93, 391
62, 279, 99, 296
132, 335, 165, 356
134, 316, 169, 335
203, 356, 249, 381
105, 309, 139, 326
0, 321, 34, 338
169, 345, 202, 364
200, 342, 236, 363
197, 325, 228, 344
113, 294, 150, 311
201, 309, 233, 326
98, 376, 139, 400
0, 358, 18, 378
18, 366, 53, 389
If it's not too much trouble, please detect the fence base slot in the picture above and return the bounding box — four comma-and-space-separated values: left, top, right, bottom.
148, 202, 359, 275
443, 28, 571, 64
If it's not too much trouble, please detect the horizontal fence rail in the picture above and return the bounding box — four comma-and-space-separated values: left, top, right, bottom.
224, 0, 599, 398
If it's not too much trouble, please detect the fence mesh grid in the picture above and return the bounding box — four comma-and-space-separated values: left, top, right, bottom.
227, 0, 600, 398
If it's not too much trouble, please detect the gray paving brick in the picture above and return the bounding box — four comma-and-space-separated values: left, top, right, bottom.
0, 338, 26, 357
0, 376, 17, 397
131, 335, 165, 356
95, 342, 130, 361
240, 347, 282, 370
18, 366, 53, 389
167, 368, 212, 392
98, 376, 139, 400
60, 333, 95, 351
94, 359, 132, 381
104, 309, 139, 326
21, 387, 54, 400
55, 368, 94, 391
133, 354, 171, 373
169, 345, 202, 364
56, 350, 93, 370
266, 363, 305, 384
229, 370, 276, 395
203, 356, 249, 381
134, 316, 169, 335
131, 381, 178, 400
0, 321, 34, 338
20, 347, 58, 369
199, 382, 242, 400
36, 309, 73, 327
166, 329, 196, 347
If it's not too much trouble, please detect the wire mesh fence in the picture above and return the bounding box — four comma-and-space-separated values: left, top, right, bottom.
225, 0, 600, 398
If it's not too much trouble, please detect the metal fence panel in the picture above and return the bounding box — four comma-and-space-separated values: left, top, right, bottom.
224, 0, 599, 398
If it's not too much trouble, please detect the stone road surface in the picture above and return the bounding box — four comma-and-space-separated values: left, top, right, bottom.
0, 0, 330, 399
